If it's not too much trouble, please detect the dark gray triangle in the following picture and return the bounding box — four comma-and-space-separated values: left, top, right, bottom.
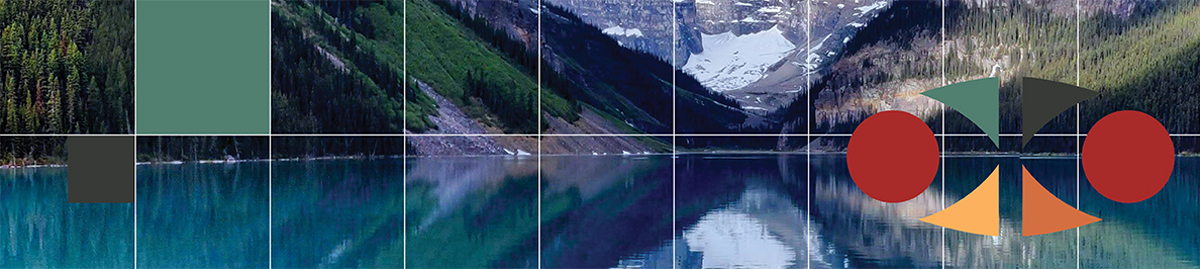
1021, 77, 1099, 147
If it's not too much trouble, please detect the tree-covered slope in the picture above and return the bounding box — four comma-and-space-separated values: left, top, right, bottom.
406, 0, 575, 134
1079, 0, 1200, 134
779, 0, 1200, 153
272, 0, 407, 133
537, 3, 764, 136
0, 0, 134, 134
272, 0, 576, 134
274, 0, 765, 143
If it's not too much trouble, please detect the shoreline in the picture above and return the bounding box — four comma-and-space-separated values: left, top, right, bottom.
5, 151, 1199, 170
0, 164, 67, 170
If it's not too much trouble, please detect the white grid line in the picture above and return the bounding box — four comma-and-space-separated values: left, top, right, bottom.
267, 135, 273, 269
1075, 0, 1083, 267
536, 1, 544, 268
940, 0, 947, 267
13, 130, 1200, 138
805, 0, 812, 268
267, 0, 274, 267
10, 133, 1200, 138
133, 0, 139, 266
402, 0, 408, 268
671, 1, 679, 269
18, 131, 1200, 136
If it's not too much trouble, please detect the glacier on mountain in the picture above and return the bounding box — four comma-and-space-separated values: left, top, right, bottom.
601, 26, 645, 37
682, 25, 796, 92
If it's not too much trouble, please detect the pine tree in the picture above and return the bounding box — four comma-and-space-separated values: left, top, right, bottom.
1, 24, 20, 67
22, 88, 34, 133
45, 72, 59, 133
4, 76, 15, 134
87, 77, 102, 132
66, 55, 78, 133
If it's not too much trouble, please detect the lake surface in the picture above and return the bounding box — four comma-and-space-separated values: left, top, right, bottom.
2, 155, 1197, 268
0, 167, 133, 268
271, 155, 1200, 268
136, 162, 270, 268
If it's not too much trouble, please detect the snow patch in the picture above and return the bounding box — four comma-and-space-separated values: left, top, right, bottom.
801, 34, 833, 73
682, 25, 797, 92
602, 26, 645, 37
853, 0, 889, 15
757, 6, 782, 13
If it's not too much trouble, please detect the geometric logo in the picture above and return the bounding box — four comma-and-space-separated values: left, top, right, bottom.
847, 77, 1174, 236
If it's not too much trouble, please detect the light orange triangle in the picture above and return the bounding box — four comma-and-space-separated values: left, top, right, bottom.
1021, 165, 1101, 236
920, 166, 1000, 236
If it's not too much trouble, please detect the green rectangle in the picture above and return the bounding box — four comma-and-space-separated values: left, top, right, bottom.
136, 0, 269, 134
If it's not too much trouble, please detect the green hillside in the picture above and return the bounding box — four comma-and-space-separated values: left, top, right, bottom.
272, 0, 407, 133
792, 0, 1200, 153
946, 0, 1200, 135
272, 0, 576, 134
406, 0, 576, 133
1080, 1, 1200, 133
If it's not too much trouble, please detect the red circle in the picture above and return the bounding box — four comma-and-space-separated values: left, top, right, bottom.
848, 110, 940, 203
1082, 110, 1174, 203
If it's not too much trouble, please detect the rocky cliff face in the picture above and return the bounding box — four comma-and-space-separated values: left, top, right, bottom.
548, 0, 893, 112
544, 0, 680, 62
725, 0, 892, 111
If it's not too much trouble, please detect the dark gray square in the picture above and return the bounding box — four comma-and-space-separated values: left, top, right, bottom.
68, 136, 135, 203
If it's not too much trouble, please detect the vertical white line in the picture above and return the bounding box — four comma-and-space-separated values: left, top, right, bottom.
940, 1, 947, 268
133, 1, 138, 267
132, 135, 137, 269
536, 1, 543, 268
133, 0, 138, 135
267, 135, 273, 268
402, 1, 408, 268
804, 1, 811, 269
267, 0, 274, 267
671, 1, 678, 269
1075, 6, 1083, 267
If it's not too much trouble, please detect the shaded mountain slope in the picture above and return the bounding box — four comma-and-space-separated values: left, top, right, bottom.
777, 0, 1200, 153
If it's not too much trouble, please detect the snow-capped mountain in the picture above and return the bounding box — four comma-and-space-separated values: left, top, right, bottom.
681, 25, 796, 96
723, 0, 891, 111
548, 0, 893, 112
543, 0, 678, 61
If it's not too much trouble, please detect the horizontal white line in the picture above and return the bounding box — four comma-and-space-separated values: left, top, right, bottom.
2, 133, 1199, 137
0, 134, 145, 137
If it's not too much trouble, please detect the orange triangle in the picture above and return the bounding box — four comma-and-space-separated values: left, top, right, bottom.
920, 166, 1000, 236
1022, 165, 1101, 236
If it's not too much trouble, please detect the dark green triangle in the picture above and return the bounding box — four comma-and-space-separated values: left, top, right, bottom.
1021, 77, 1098, 147
921, 77, 1000, 147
